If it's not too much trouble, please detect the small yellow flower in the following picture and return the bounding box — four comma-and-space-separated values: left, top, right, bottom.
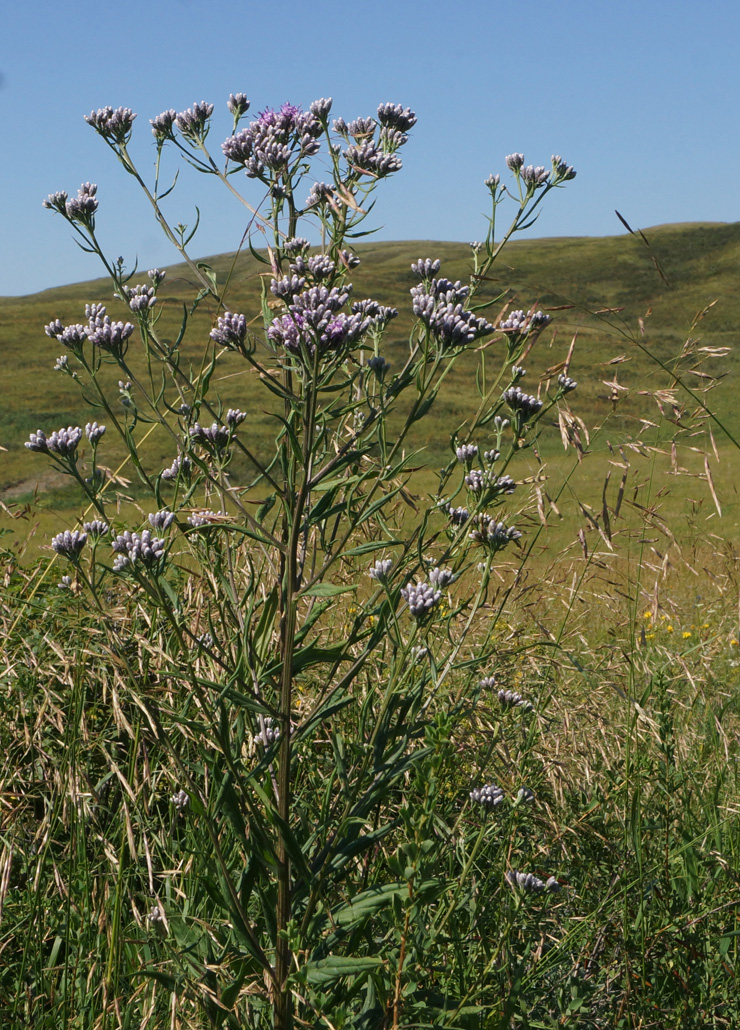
666, 625, 673, 633
646, 633, 655, 641
643, 610, 653, 620
682, 631, 692, 639
731, 639, 739, 647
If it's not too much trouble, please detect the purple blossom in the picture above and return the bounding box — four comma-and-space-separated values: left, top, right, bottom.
83, 520, 109, 538
148, 509, 175, 531
161, 455, 191, 482
42, 191, 68, 214
470, 783, 505, 808
85, 422, 106, 445
309, 97, 333, 119
65, 183, 98, 225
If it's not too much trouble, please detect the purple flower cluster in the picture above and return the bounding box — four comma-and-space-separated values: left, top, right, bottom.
111, 529, 166, 572
148, 509, 175, 531
161, 455, 192, 482
401, 580, 442, 618
411, 266, 493, 348
210, 311, 248, 352
470, 783, 505, 808
51, 529, 87, 561
498, 309, 551, 335
84, 106, 136, 144
222, 102, 323, 178
498, 688, 533, 712
368, 558, 393, 581
465, 469, 516, 498
468, 514, 522, 551
267, 284, 370, 359
26, 426, 82, 457
175, 101, 214, 140
503, 386, 543, 424
124, 284, 157, 312
506, 870, 560, 893
189, 422, 231, 453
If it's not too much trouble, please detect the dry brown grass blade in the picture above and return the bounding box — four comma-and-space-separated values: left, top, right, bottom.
704, 454, 722, 517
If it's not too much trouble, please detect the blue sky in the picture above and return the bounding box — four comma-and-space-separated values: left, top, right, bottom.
2, 0, 739, 296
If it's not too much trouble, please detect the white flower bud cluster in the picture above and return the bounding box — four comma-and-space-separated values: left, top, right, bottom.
470, 783, 505, 808
506, 869, 560, 893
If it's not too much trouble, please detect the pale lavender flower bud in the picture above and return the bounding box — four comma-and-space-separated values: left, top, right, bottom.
54, 355, 69, 372
25, 430, 48, 453
332, 117, 349, 135
503, 386, 543, 419
411, 258, 441, 279
161, 454, 191, 481
260, 716, 280, 746
148, 905, 166, 928
516, 787, 535, 803
150, 109, 177, 140
210, 311, 247, 350
368, 558, 393, 581
148, 509, 175, 531
43, 191, 68, 214
505, 153, 525, 172
51, 529, 87, 561
83, 520, 109, 538
45, 319, 65, 338
376, 103, 417, 132
484, 173, 500, 190
309, 97, 333, 119
558, 373, 577, 393
226, 408, 247, 426
521, 164, 549, 187
148, 268, 166, 287
512, 366, 526, 381
111, 529, 166, 571
88, 319, 135, 357
175, 101, 214, 139
85, 107, 136, 143
484, 449, 500, 464
284, 237, 309, 255
171, 789, 190, 811
347, 116, 376, 138
339, 249, 361, 270
307, 254, 335, 280
551, 155, 576, 181
470, 783, 505, 808
125, 284, 157, 312
479, 675, 497, 690
506, 870, 557, 893
270, 275, 306, 299
446, 504, 470, 526
429, 566, 455, 588
47, 426, 83, 457
65, 183, 98, 224
58, 575, 72, 589
456, 444, 478, 464
401, 581, 442, 618
187, 510, 217, 528
85, 422, 106, 445
498, 688, 533, 712
227, 93, 250, 117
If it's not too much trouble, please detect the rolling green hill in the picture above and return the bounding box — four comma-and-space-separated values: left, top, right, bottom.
2, 222, 739, 546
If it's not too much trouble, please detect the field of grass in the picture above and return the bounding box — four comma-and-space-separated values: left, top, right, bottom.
2, 223, 740, 1028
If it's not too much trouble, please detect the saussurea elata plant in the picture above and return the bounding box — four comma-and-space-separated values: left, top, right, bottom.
28, 94, 579, 1028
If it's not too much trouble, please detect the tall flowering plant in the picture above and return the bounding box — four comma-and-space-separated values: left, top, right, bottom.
31, 94, 577, 1027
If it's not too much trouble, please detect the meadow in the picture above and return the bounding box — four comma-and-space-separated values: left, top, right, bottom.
1, 97, 740, 1029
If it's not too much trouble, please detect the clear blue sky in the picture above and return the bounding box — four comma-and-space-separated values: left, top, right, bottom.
2, 0, 739, 296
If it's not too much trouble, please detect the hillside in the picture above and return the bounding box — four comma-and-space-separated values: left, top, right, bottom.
2, 222, 739, 541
